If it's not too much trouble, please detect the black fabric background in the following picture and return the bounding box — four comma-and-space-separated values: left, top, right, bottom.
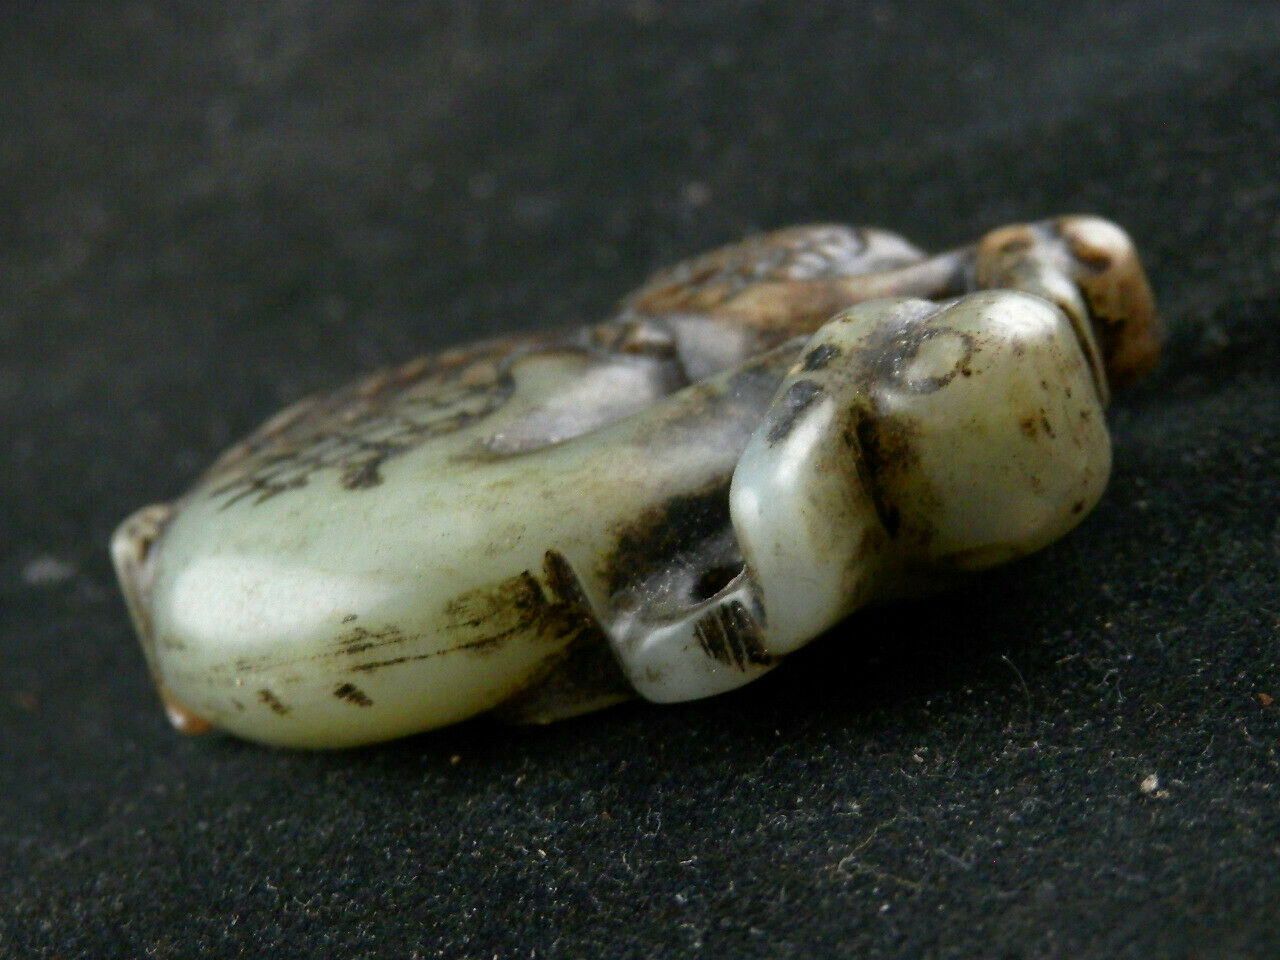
3, 3, 1278, 957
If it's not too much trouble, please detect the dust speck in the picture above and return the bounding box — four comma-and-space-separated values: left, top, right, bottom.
22, 555, 77, 587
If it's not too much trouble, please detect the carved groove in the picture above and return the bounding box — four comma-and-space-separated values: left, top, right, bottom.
693, 599, 770, 669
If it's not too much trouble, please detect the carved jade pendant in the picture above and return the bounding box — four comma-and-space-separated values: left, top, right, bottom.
113, 216, 1158, 747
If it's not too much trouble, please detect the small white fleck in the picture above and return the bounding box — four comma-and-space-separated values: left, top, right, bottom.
681, 181, 712, 207
22, 555, 76, 587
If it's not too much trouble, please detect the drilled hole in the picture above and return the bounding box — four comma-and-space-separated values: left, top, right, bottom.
691, 565, 741, 602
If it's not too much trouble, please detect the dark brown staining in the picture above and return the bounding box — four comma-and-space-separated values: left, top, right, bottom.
602, 480, 733, 597
351, 551, 608, 676
333, 683, 373, 707
445, 571, 543, 638
532, 550, 610, 657
626, 224, 876, 316
440, 557, 596, 660
333, 625, 409, 658
855, 319, 976, 396
765, 379, 823, 444
207, 341, 520, 508
257, 688, 290, 715
850, 407, 920, 540
694, 600, 771, 669
541, 550, 582, 606
455, 551, 619, 722
349, 656, 413, 674
801, 342, 841, 372
1071, 500, 1085, 514
347, 634, 520, 674
1019, 410, 1056, 439
490, 624, 633, 725
339, 457, 387, 490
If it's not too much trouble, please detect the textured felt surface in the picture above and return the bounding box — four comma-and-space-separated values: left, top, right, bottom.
3, 2, 1279, 957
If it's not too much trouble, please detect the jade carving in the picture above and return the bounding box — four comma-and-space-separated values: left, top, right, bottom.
113, 216, 1158, 747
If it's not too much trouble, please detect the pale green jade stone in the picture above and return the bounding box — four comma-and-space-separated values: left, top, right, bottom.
113, 216, 1159, 747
